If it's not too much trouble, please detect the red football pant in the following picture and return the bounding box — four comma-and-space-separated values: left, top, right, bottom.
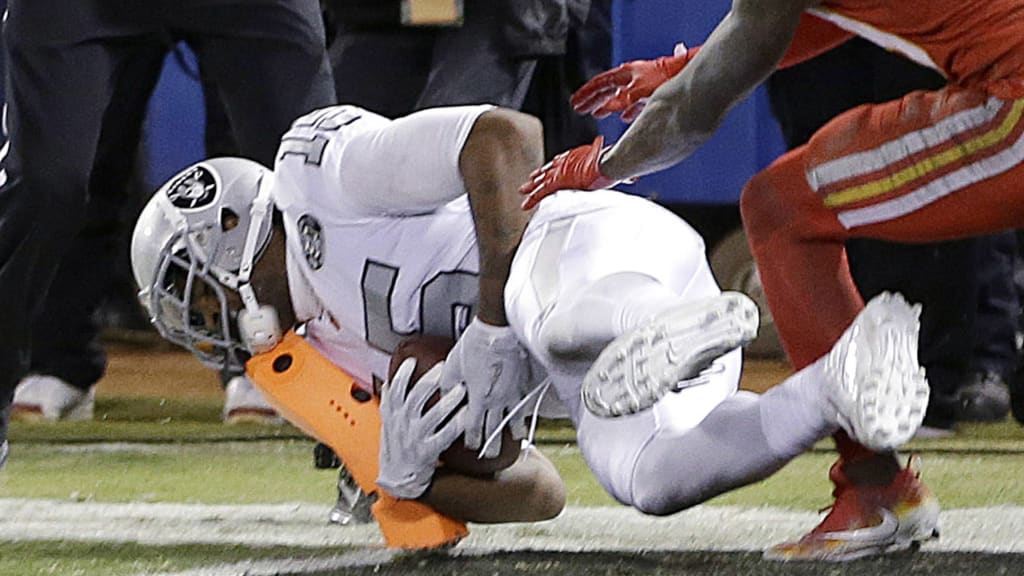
743, 86, 1024, 371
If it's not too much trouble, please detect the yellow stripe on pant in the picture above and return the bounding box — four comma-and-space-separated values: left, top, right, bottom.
823, 98, 1024, 208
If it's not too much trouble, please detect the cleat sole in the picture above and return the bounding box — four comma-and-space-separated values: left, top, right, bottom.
582, 292, 759, 418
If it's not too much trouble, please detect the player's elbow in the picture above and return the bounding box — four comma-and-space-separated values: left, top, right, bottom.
469, 108, 545, 170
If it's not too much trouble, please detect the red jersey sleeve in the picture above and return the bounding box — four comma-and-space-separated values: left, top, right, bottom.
777, 13, 855, 69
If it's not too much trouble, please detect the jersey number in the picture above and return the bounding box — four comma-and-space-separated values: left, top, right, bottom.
361, 260, 478, 354
278, 107, 363, 166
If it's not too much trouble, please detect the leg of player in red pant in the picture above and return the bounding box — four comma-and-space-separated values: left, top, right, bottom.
743, 86, 1024, 560
748, 87, 1024, 369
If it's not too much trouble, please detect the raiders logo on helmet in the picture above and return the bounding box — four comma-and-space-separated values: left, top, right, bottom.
166, 165, 218, 210
298, 214, 324, 270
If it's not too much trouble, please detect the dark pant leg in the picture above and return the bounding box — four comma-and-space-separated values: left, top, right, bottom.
178, 0, 334, 385
180, 0, 336, 166
766, 41, 875, 150
28, 44, 167, 390
972, 232, 1020, 379
328, 26, 433, 119
199, 52, 240, 159
846, 238, 977, 428
415, 0, 537, 110
519, 0, 612, 160
573, 0, 612, 84
0, 21, 136, 405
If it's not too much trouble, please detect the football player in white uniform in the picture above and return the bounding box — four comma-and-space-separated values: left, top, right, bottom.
131, 103, 929, 526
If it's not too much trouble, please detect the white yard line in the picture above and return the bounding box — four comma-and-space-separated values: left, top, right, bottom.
136, 549, 400, 576
3, 499, 1023, 559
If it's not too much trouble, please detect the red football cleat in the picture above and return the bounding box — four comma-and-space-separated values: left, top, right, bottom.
765, 456, 940, 561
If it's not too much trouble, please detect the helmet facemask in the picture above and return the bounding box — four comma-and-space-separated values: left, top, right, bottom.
149, 230, 253, 371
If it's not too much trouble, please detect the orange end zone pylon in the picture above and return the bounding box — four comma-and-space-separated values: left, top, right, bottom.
245, 330, 468, 549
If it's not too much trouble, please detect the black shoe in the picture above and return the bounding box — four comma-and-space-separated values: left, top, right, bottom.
956, 371, 1011, 422
313, 442, 342, 469
921, 385, 959, 432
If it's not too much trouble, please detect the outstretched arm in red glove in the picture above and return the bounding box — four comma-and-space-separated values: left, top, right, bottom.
517, 135, 621, 210
523, 10, 852, 210
571, 44, 699, 123
572, 14, 851, 124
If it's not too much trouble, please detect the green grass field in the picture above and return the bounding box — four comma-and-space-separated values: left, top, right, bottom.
3, 394, 1024, 576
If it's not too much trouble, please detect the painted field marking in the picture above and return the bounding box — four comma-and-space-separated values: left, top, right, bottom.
2, 499, 1023, 561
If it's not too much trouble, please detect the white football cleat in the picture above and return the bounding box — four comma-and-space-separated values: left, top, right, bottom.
223, 375, 284, 425
824, 292, 929, 452
0, 440, 8, 469
12, 375, 95, 421
582, 291, 759, 418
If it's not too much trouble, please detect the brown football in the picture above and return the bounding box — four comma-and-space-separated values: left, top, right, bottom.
386, 334, 521, 477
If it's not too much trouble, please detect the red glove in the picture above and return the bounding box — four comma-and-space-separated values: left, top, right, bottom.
571, 45, 700, 123
518, 135, 618, 210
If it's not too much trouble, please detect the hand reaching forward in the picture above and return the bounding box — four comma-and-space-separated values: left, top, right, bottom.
571, 44, 698, 123
438, 318, 531, 458
376, 358, 467, 500
518, 135, 618, 210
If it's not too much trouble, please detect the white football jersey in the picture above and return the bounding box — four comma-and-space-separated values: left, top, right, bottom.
269, 103, 722, 403
271, 104, 492, 388
267, 105, 754, 509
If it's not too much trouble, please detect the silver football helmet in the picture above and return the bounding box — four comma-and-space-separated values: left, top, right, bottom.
131, 157, 281, 371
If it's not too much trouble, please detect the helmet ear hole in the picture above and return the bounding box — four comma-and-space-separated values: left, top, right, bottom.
221, 208, 240, 231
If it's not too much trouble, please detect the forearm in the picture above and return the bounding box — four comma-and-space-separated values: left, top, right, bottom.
460, 110, 544, 325
599, 0, 811, 182
422, 446, 566, 523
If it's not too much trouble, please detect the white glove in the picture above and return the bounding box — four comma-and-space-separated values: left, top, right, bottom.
376, 358, 467, 500
438, 318, 531, 458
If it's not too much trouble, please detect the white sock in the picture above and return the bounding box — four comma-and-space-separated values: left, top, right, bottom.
626, 359, 841, 514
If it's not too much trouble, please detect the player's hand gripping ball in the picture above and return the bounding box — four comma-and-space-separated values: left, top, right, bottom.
387, 335, 522, 477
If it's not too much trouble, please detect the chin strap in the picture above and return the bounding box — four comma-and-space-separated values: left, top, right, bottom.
233, 174, 282, 354
236, 172, 273, 290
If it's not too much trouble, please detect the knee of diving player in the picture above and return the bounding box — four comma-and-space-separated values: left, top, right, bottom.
576, 348, 741, 515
